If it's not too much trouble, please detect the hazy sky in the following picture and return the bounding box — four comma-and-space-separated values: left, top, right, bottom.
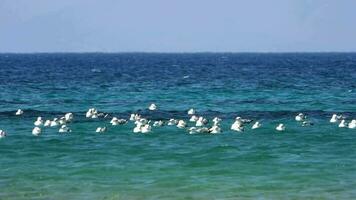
1, 0, 355, 52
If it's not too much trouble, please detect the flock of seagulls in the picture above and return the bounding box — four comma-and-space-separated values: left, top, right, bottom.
0, 104, 355, 139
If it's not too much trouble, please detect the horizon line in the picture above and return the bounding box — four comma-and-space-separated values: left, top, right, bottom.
1, 51, 356, 54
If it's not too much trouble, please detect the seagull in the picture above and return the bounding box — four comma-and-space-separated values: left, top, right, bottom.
348, 120, 356, 129
177, 120, 187, 128
209, 125, 221, 134
0, 130, 6, 138
153, 120, 164, 127
64, 113, 73, 122
34, 117, 43, 126
338, 120, 347, 128
148, 103, 157, 111
251, 121, 261, 129
330, 114, 339, 123
295, 113, 306, 121
188, 108, 195, 115
276, 124, 285, 131
96, 127, 107, 133
59, 125, 71, 133
189, 115, 199, 122
141, 124, 152, 133
32, 127, 41, 136
15, 109, 23, 116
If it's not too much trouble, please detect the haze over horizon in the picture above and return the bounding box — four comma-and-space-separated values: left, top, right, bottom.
1, 0, 355, 53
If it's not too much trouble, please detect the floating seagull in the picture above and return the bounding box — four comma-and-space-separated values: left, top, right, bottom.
59, 117, 67, 125
148, 103, 157, 111
231, 117, 244, 132
188, 108, 195, 115
50, 118, 59, 127
177, 120, 187, 128
86, 108, 96, 118
251, 121, 261, 129
153, 120, 164, 127
133, 124, 142, 133
302, 121, 314, 126
196, 117, 207, 127
110, 117, 127, 126
44, 120, 51, 127
295, 113, 306, 121
196, 127, 210, 134
330, 114, 339, 123
0, 130, 6, 138
212, 117, 222, 125
59, 125, 71, 133
338, 120, 347, 128
348, 120, 356, 129
64, 113, 73, 122
167, 119, 178, 126
276, 124, 286, 131
34, 117, 43, 126
189, 115, 198, 122
15, 109, 23, 116
209, 125, 221, 134
130, 114, 141, 121
141, 124, 152, 133
96, 127, 107, 133
32, 127, 41, 136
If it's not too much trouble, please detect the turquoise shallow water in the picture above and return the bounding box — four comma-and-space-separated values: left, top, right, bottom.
0, 53, 356, 199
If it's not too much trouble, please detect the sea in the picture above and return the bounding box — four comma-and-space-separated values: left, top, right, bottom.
0, 53, 355, 199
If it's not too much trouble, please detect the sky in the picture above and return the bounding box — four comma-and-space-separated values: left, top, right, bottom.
0, 0, 355, 52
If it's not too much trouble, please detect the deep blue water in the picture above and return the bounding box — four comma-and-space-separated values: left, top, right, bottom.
0, 53, 356, 199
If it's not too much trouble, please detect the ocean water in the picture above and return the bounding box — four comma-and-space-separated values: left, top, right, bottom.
0, 53, 355, 199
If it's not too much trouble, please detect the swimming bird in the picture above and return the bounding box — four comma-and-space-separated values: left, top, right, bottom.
153, 120, 164, 127
59, 125, 71, 133
64, 113, 73, 122
50, 118, 59, 127
86, 108, 96, 118
177, 120, 187, 128
110, 117, 127, 126
130, 114, 141, 121
330, 114, 339, 123
148, 103, 157, 111
251, 121, 261, 129
276, 124, 285, 131
32, 127, 41, 136
59, 117, 66, 125
196, 127, 210, 133
196, 117, 207, 127
338, 120, 347, 128
348, 120, 356, 129
15, 109, 23, 116
34, 117, 43, 126
0, 130, 6, 138
91, 113, 98, 119
189, 115, 199, 122
188, 108, 195, 115
212, 117, 222, 125
295, 113, 306, 121
231, 117, 244, 132
96, 127, 107, 133
141, 124, 152, 133
44, 120, 51, 127
133, 124, 142, 133
302, 121, 314, 126
167, 119, 178, 126
209, 125, 221, 134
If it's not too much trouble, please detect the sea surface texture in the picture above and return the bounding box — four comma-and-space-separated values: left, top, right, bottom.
0, 53, 356, 199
